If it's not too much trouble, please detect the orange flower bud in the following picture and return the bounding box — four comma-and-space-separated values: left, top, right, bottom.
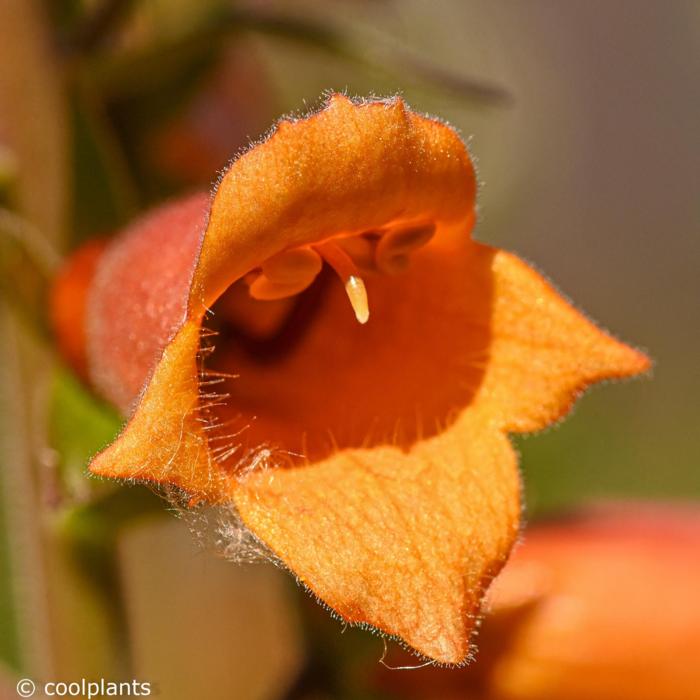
484, 503, 700, 700
50, 238, 107, 380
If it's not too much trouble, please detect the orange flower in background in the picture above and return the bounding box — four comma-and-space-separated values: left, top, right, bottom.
376, 503, 700, 699
485, 503, 700, 700
50, 95, 649, 664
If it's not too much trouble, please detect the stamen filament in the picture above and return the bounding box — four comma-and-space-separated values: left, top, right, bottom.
315, 241, 370, 324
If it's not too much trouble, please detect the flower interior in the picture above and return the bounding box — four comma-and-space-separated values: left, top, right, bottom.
205, 220, 493, 467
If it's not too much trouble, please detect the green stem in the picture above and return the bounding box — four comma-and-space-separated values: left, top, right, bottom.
0, 208, 61, 342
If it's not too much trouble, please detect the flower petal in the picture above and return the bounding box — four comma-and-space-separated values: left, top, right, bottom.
234, 420, 520, 664
189, 94, 476, 310
476, 250, 650, 432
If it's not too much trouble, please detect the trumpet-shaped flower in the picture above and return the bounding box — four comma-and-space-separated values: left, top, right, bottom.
51, 95, 649, 664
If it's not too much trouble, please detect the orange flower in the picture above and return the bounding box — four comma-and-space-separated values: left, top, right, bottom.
375, 503, 700, 699
51, 95, 649, 664
484, 503, 700, 699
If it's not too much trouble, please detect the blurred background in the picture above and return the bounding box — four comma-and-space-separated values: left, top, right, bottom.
0, 1, 698, 698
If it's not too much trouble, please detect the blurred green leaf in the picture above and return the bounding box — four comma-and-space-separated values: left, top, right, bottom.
74, 12, 223, 101
49, 366, 122, 503
79, 7, 510, 109
63, 0, 135, 54
47, 368, 164, 675
45, 0, 89, 38
70, 24, 220, 211
105, 49, 220, 203
70, 87, 139, 243
230, 10, 512, 107
49, 364, 166, 564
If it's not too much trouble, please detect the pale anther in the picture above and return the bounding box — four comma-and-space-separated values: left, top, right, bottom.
315, 241, 371, 325
345, 276, 370, 325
